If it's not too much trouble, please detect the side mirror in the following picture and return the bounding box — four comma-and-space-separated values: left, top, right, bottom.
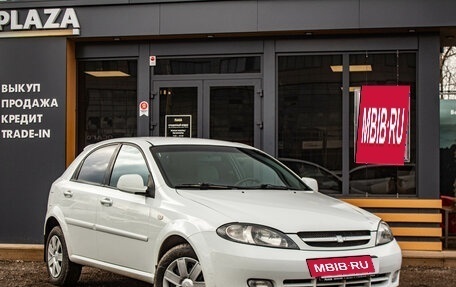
302, 177, 319, 192
117, 174, 147, 194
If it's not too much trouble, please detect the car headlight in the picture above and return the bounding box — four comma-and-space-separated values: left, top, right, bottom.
376, 221, 394, 245
216, 223, 299, 249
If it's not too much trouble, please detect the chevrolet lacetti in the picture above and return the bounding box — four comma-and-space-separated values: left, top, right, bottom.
43, 137, 401, 287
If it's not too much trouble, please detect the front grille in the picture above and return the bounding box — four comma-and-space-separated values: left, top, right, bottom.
283, 273, 391, 287
298, 230, 371, 248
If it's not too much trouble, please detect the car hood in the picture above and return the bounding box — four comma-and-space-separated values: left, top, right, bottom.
177, 189, 379, 233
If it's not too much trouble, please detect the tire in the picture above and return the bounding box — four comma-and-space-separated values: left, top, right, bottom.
45, 226, 82, 286
154, 243, 205, 287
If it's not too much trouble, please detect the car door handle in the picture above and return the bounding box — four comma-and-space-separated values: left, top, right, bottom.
63, 190, 73, 198
100, 198, 113, 207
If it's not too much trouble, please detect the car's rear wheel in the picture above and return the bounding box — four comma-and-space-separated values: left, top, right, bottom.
45, 226, 82, 286
154, 243, 205, 287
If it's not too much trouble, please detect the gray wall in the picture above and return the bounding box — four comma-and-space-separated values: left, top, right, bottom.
0, 38, 66, 243
2, 1, 456, 38
418, 34, 441, 199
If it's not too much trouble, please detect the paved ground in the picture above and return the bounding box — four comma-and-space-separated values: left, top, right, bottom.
0, 260, 455, 287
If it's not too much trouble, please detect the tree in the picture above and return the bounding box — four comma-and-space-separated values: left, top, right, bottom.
440, 46, 456, 99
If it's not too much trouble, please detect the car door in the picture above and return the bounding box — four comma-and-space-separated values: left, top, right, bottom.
60, 144, 119, 259
95, 144, 160, 272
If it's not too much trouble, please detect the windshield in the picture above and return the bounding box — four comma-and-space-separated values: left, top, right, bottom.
151, 145, 309, 190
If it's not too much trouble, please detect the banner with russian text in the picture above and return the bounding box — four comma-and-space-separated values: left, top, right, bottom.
356, 86, 410, 165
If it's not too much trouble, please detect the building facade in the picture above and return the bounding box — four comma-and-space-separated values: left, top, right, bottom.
0, 0, 455, 250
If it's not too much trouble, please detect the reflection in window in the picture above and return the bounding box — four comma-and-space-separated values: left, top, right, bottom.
349, 53, 416, 195
77, 60, 137, 153
350, 164, 415, 195
440, 99, 456, 197
278, 55, 343, 194
210, 86, 254, 146
76, 145, 118, 185
109, 145, 150, 188
439, 46, 456, 197
279, 158, 342, 194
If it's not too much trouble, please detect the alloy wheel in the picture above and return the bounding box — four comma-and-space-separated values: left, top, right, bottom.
47, 235, 63, 278
163, 257, 205, 287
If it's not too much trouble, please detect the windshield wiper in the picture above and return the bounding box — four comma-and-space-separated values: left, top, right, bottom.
243, 184, 299, 190
175, 183, 299, 190
174, 183, 238, 190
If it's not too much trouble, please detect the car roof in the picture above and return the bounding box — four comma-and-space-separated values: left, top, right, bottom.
85, 137, 254, 150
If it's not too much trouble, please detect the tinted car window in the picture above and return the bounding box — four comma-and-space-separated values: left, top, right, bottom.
152, 145, 308, 190
76, 145, 118, 185
109, 145, 150, 188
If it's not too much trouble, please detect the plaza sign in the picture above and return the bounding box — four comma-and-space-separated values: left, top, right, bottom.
0, 8, 80, 38
356, 86, 410, 165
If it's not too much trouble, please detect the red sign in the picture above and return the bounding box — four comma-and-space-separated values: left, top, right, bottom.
307, 255, 375, 278
140, 101, 148, 110
149, 56, 156, 66
139, 101, 149, 117
356, 86, 410, 165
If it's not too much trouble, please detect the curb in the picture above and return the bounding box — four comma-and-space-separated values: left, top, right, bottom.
402, 250, 456, 268
1, 244, 456, 267
0, 244, 44, 262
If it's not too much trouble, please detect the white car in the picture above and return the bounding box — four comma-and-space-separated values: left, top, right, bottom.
44, 137, 401, 287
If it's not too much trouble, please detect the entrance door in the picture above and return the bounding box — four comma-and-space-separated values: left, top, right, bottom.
151, 81, 202, 138
204, 80, 262, 147
152, 79, 262, 148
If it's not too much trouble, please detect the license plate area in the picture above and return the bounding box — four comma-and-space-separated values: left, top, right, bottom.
307, 255, 376, 278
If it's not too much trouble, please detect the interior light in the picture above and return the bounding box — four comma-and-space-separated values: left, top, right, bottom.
340, 86, 361, 92
85, 71, 130, 77
350, 86, 361, 92
330, 65, 372, 73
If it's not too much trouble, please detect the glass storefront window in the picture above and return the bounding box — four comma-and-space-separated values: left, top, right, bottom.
278, 55, 343, 194
440, 99, 456, 197
210, 86, 254, 146
278, 52, 416, 196
77, 60, 137, 152
349, 53, 417, 196
440, 46, 456, 198
155, 56, 261, 75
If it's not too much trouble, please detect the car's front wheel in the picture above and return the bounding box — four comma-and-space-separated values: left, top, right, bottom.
45, 226, 82, 286
154, 243, 205, 287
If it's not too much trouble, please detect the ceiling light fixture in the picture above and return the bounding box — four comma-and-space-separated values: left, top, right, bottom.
85, 71, 130, 77
330, 65, 372, 73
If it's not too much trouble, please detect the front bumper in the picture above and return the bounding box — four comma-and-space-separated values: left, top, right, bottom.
189, 232, 402, 287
